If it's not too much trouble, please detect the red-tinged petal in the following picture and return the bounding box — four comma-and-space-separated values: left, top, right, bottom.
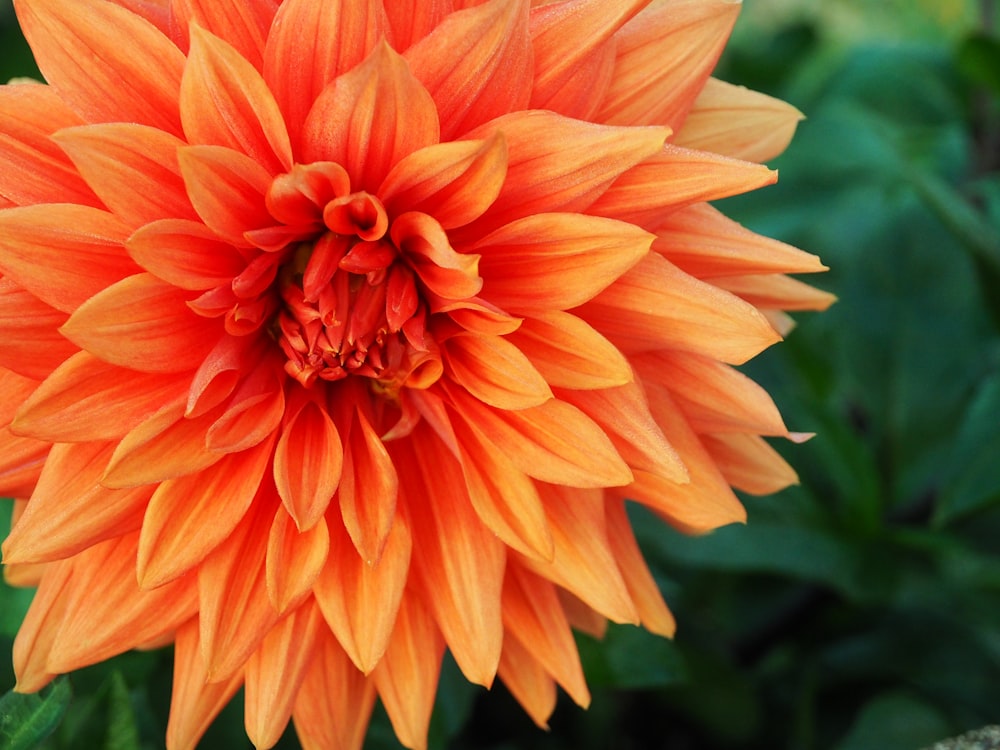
445, 332, 551, 410
110, 0, 170, 33
405, 0, 532, 139
174, 0, 277, 70
407, 429, 506, 686
46, 533, 198, 673
577, 253, 781, 364
379, 135, 508, 229
13, 351, 190, 442
244, 601, 323, 750
0, 280, 77, 380
0, 204, 135, 313
497, 634, 557, 729
506, 310, 631, 390
371, 594, 445, 750
177, 144, 273, 248
675, 77, 804, 162
301, 43, 440, 193
60, 273, 221, 373
587, 144, 777, 230
0, 429, 48, 498
383, 0, 453, 51
136, 433, 275, 588
186, 334, 258, 417
392, 212, 483, 300
337, 404, 399, 565
636, 350, 789, 436
529, 0, 648, 111
459, 112, 667, 238
14, 0, 185, 135
274, 399, 343, 531
604, 499, 676, 637
166, 619, 244, 750
702, 432, 800, 495
597, 0, 739, 129
314, 514, 411, 674
205, 358, 285, 452
474, 213, 652, 312
127, 219, 246, 291
264, 0, 389, 154
446, 384, 632, 489
181, 25, 292, 174
1, 441, 149, 563
102, 398, 224, 487
265, 509, 329, 614
502, 563, 590, 707
12, 558, 72, 692
198, 496, 281, 681
654, 203, 827, 278
292, 627, 377, 750
520, 484, 639, 624
713, 273, 838, 312
0, 83, 99, 207
53, 124, 196, 227
557, 379, 689, 483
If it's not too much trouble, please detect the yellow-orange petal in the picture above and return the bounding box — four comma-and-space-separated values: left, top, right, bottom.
15, 0, 185, 135
445, 332, 552, 410
13, 351, 190, 442
578, 253, 781, 364
713, 273, 838, 312
263, 0, 389, 154
127, 219, 246, 291
597, 0, 740, 130
0, 280, 76, 380
406, 0, 532, 139
0, 203, 135, 314
12, 558, 71, 693
274, 398, 343, 531
675, 77, 805, 163
302, 42, 440, 193
53, 123, 196, 227
136, 434, 275, 588
244, 601, 323, 750
60, 273, 221, 374
475, 212, 653, 312
313, 513, 411, 674
265, 509, 329, 614
174, 0, 277, 71
702, 432, 800, 495
181, 25, 292, 175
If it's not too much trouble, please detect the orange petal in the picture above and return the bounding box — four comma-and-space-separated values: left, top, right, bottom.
578, 253, 781, 364
405, 0, 532, 139
475, 212, 652, 312
391, 212, 483, 300
587, 144, 777, 230
497, 634, 558, 729
136, 433, 275, 588
265, 509, 329, 614
166, 618, 245, 750
181, 25, 292, 175
446, 384, 633, 488
13, 351, 190, 442
15, 0, 185, 135
505, 310, 632, 390
60, 273, 221, 373
0, 83, 98, 206
302, 42, 440, 193
244, 601, 324, 750
205, 359, 285, 452
12, 558, 72, 693
1, 441, 148, 564
383, 0, 453, 51
558, 588, 607, 639
313, 514, 411, 674
263, 0, 389, 154
597, 0, 740, 129
379, 134, 508, 229
445, 332, 552, 410
174, 0, 277, 70
45, 532, 198, 674
712, 273, 838, 312
53, 123, 196, 227
371, 594, 445, 750
0, 279, 76, 380
177, 144, 274, 248
186, 334, 258, 417
274, 398, 343, 531
675, 77, 805, 163
0, 204, 135, 313
0, 429, 48, 499
127, 218, 247, 291
702, 432, 800, 495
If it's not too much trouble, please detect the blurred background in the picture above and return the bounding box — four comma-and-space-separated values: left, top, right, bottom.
2, 0, 999, 748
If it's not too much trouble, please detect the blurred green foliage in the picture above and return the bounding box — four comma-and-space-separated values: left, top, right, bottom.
2, 1, 1000, 749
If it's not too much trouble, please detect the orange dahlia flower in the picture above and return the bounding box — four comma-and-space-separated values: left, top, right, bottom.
0, 0, 832, 748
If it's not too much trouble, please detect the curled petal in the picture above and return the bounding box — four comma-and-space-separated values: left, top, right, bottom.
392, 212, 483, 300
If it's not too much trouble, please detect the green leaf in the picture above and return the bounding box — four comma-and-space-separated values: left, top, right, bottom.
834, 691, 952, 750
0, 503, 35, 640
577, 624, 685, 690
103, 672, 140, 750
0, 678, 72, 750
956, 33, 1000, 98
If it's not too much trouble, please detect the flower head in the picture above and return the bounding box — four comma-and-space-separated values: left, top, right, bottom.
0, 0, 832, 748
